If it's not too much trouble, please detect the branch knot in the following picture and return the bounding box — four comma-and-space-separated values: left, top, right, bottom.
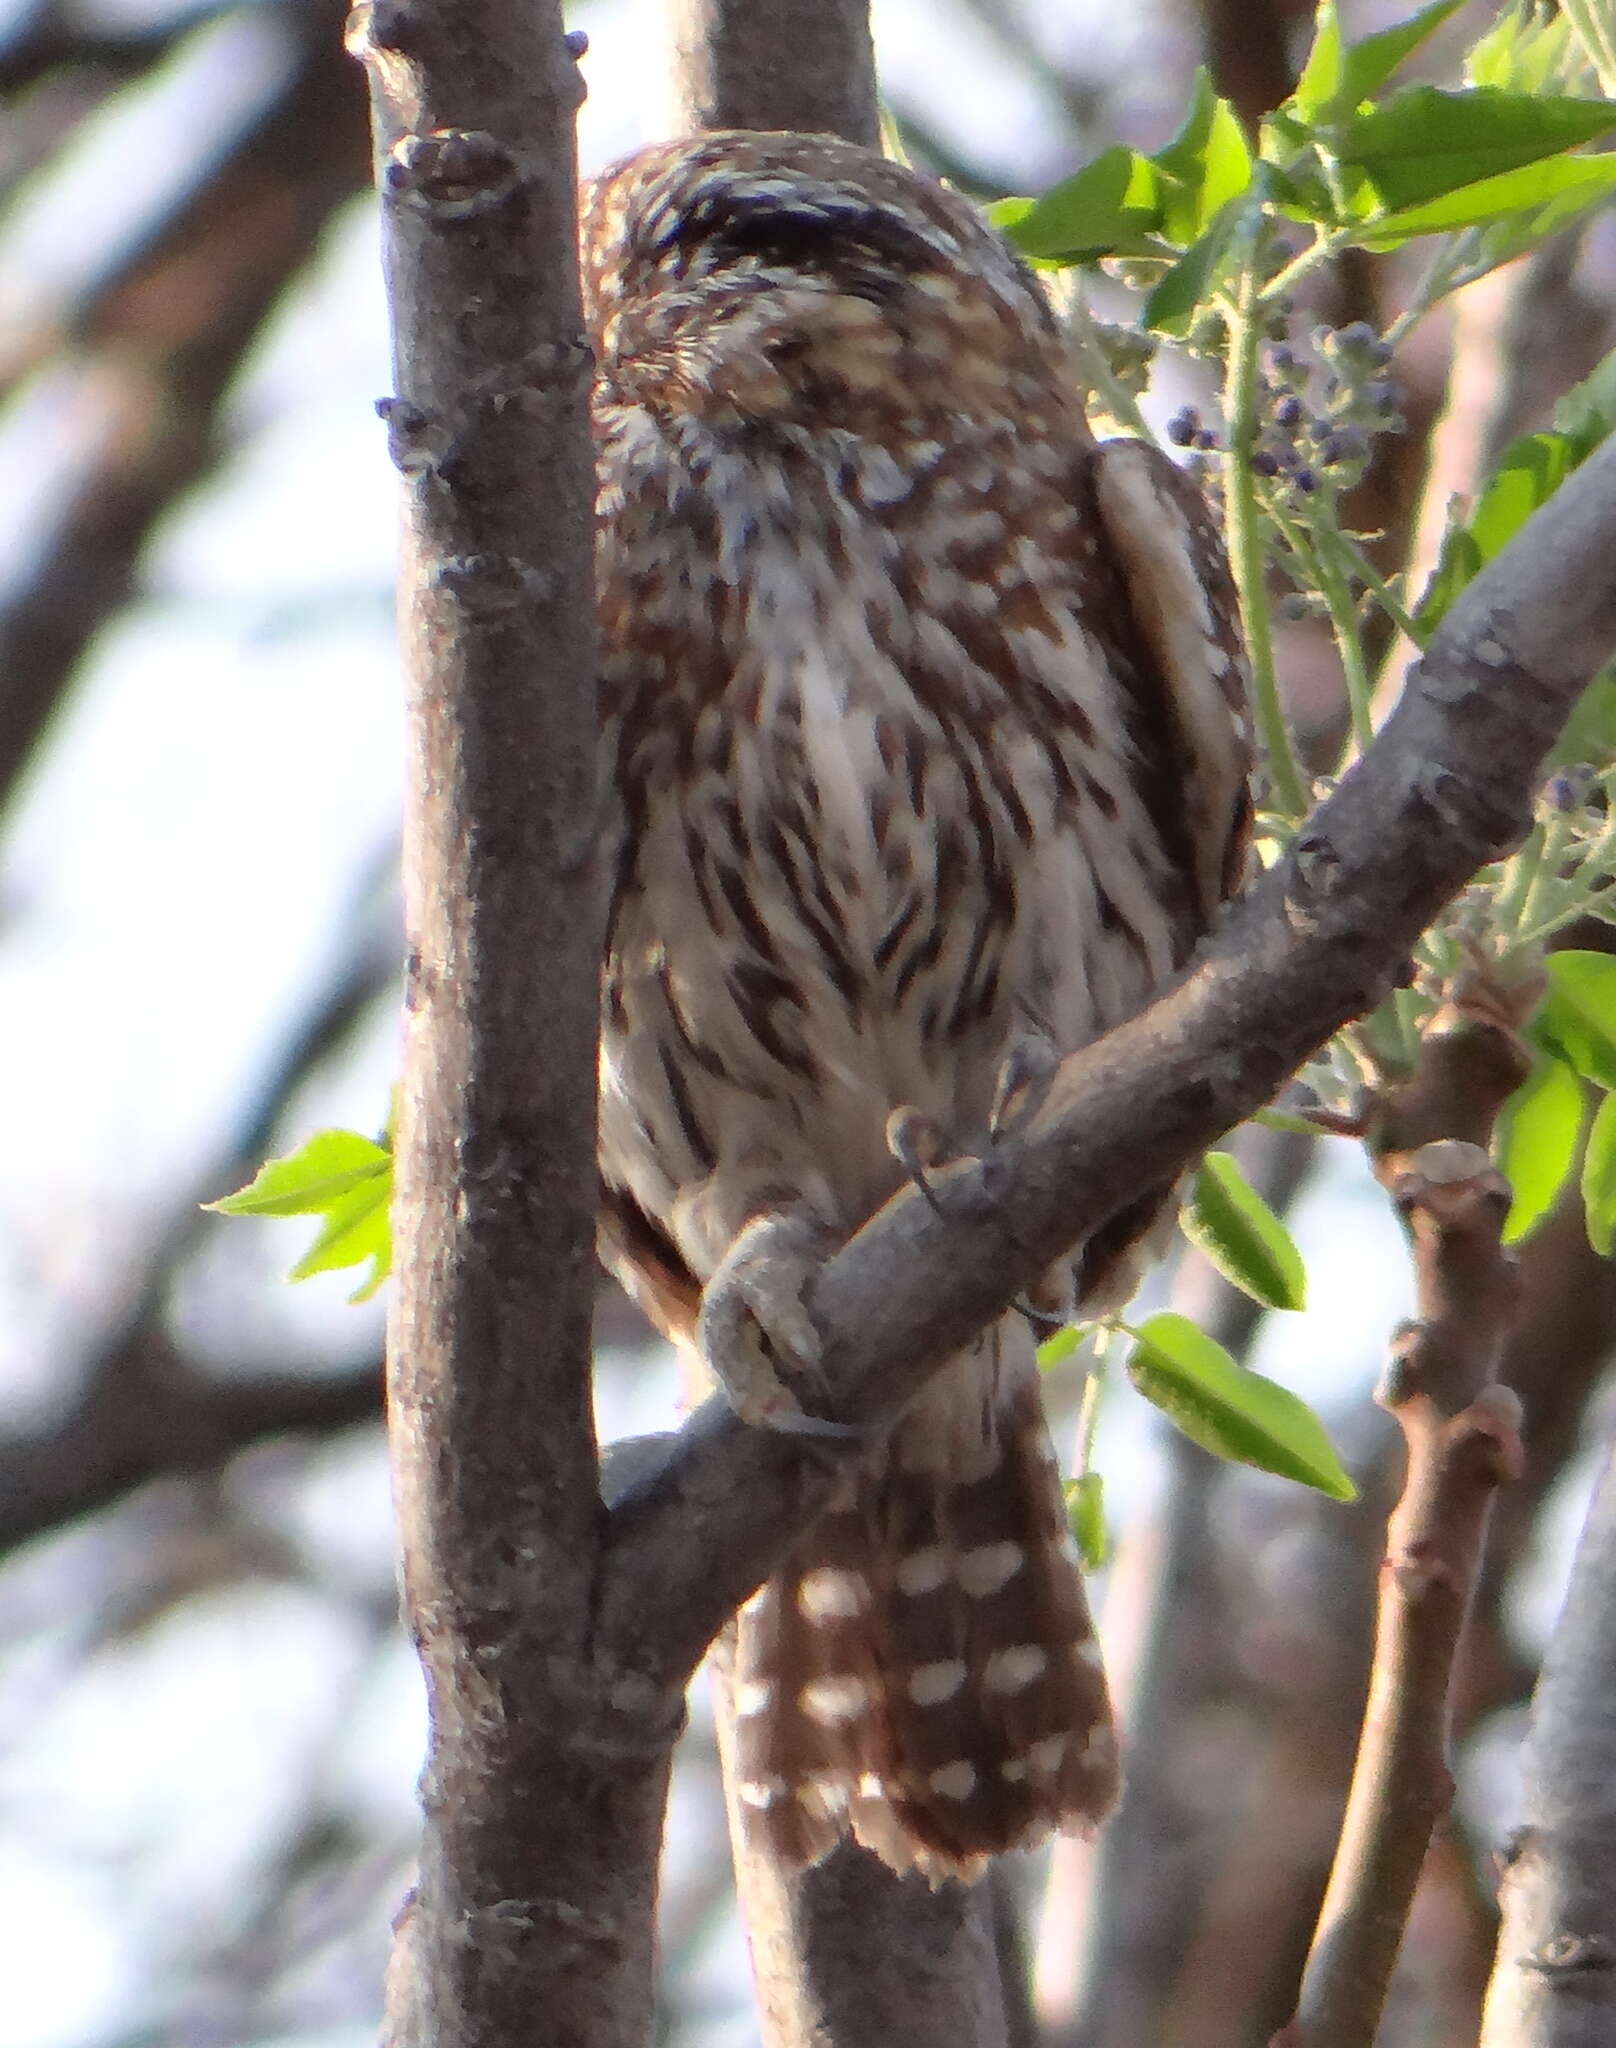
386, 129, 525, 218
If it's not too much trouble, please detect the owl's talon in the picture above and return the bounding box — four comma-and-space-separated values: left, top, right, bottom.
990, 1033, 1060, 1145
698, 1211, 844, 1432
886, 1106, 947, 1215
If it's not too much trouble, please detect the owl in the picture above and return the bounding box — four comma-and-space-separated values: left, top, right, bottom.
583, 130, 1251, 1879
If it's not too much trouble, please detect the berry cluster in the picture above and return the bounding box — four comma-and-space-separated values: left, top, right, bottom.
1164, 322, 1405, 502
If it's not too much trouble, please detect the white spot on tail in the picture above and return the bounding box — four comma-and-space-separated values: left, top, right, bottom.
1075, 1637, 1105, 1671
738, 1774, 787, 1808
735, 1680, 772, 1716
928, 1761, 978, 1801
958, 1541, 1024, 1597
1027, 1734, 1068, 1776
797, 1568, 870, 1622
1084, 1725, 1119, 1771
800, 1674, 868, 1724
982, 1645, 1048, 1694
1000, 1756, 1028, 1783
909, 1658, 967, 1705
895, 1546, 949, 1595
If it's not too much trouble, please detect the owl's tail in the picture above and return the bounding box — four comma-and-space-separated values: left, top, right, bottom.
727, 1320, 1117, 1880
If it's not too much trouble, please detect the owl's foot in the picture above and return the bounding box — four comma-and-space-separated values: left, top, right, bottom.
698, 1212, 865, 1439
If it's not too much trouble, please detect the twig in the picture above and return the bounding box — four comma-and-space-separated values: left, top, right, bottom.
1279, 1138, 1525, 2046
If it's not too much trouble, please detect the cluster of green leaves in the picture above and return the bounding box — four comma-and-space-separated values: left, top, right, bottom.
1001, 0, 1616, 326
1043, 1148, 1351, 1568
1498, 950, 1616, 1251
205, 1128, 392, 1301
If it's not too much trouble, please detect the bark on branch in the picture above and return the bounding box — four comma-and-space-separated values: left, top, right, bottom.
667, 0, 879, 148
352, 6, 630, 2045
1280, 1140, 1526, 2047
1481, 1432, 1616, 2045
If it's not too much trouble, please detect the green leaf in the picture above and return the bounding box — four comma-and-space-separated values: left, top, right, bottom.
1467, 3, 1576, 95
207, 1127, 393, 1302
1001, 147, 1165, 263
1127, 1312, 1358, 1500
207, 1129, 392, 1217
1415, 523, 1483, 635
1582, 1091, 1616, 1256
289, 1175, 393, 1301
1535, 952, 1616, 1090
1153, 68, 1255, 240
1553, 341, 1616, 451
1337, 86, 1616, 215
1551, 668, 1616, 769
1291, 0, 1347, 124
1293, 0, 1465, 127
1143, 191, 1251, 331
1416, 352, 1616, 631
1497, 1053, 1586, 1243
1065, 1473, 1110, 1571
1355, 150, 1616, 247
1036, 1324, 1085, 1372
1183, 1151, 1308, 1309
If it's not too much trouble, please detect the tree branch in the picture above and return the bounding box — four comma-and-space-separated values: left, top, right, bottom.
352, 5, 630, 2045
667, 0, 879, 148
1481, 1430, 1616, 2045
597, 434, 1616, 1695
1280, 1138, 1525, 2047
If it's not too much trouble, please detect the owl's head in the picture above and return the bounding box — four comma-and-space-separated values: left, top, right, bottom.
581, 131, 1060, 426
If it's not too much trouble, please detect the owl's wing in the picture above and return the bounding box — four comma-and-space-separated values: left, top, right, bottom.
1088, 438, 1255, 932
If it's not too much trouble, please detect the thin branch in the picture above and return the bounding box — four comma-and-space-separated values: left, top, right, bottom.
597, 435, 1616, 1696
1280, 1138, 1525, 2047
1480, 1429, 1616, 2045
